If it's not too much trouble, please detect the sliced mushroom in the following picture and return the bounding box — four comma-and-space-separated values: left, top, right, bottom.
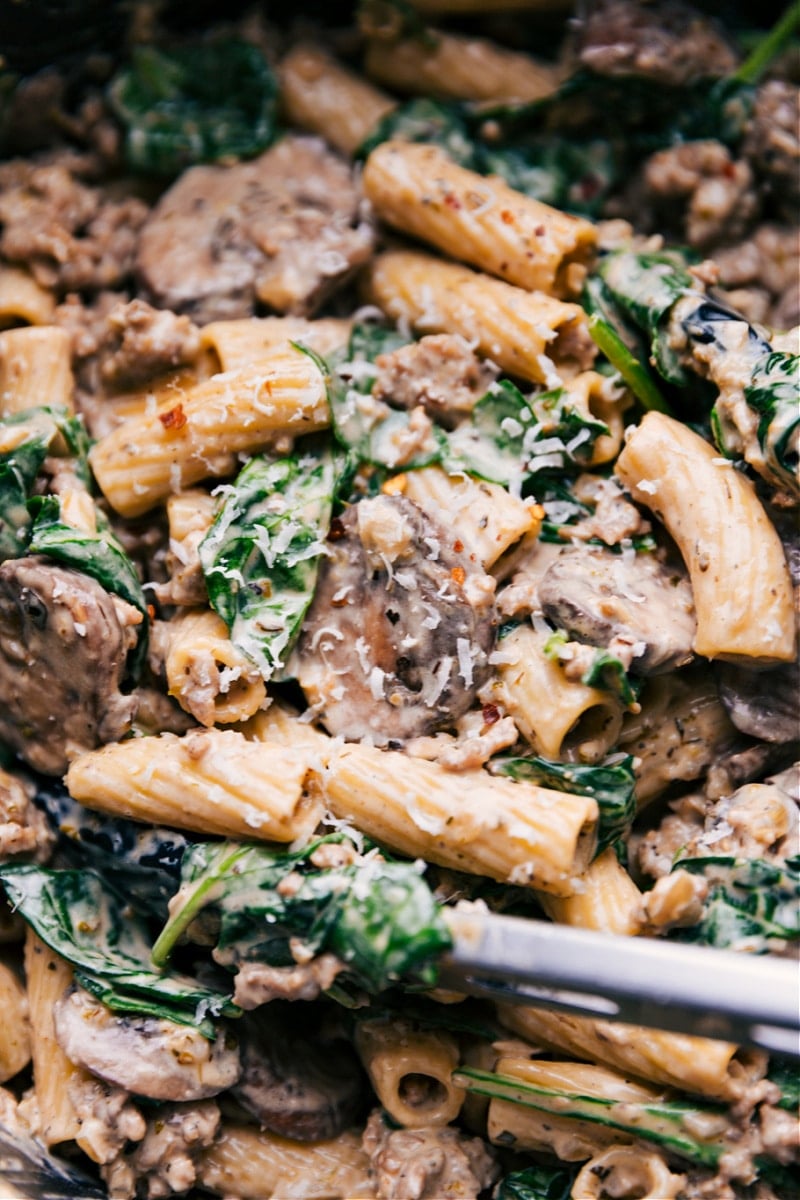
0, 556, 141, 775
293, 494, 496, 743
232, 1008, 365, 1142
136, 136, 373, 324
716, 662, 800, 743
53, 987, 241, 1102
539, 545, 696, 673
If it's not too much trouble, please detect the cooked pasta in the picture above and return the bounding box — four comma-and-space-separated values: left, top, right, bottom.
0, 6, 796, 1200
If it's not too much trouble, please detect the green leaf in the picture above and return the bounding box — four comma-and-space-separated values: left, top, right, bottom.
357, 97, 475, 164
672, 855, 800, 951
0, 864, 236, 1028
492, 754, 636, 854
587, 313, 673, 415
155, 835, 452, 996
108, 39, 279, 176
0, 406, 88, 562
743, 350, 800, 494
454, 1066, 730, 1169
581, 647, 640, 709
199, 446, 336, 681
28, 494, 147, 616
496, 1164, 578, 1200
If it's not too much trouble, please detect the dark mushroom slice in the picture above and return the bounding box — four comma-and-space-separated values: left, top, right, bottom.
716, 661, 800, 744
539, 545, 696, 674
0, 556, 141, 775
293, 494, 497, 743
53, 987, 241, 1102
136, 135, 374, 324
232, 1008, 365, 1142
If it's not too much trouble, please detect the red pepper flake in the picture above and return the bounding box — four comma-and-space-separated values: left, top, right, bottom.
158, 403, 186, 430
451, 566, 466, 585
534, 224, 545, 237
482, 703, 501, 726
147, 604, 157, 620
453, 539, 464, 553
443, 192, 462, 210
500, 209, 514, 224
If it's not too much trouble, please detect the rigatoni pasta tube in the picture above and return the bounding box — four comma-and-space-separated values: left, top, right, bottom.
362, 141, 596, 297
66, 728, 320, 843
197, 1124, 374, 1199
364, 250, 594, 384
23, 931, 87, 1146
399, 466, 538, 568
321, 743, 598, 895
573, 1147, 686, 1200
90, 346, 330, 517
354, 1019, 465, 1128
0, 959, 30, 1082
279, 44, 396, 157
491, 624, 623, 762
497, 1004, 751, 1099
201, 314, 351, 373
0, 265, 55, 328
364, 30, 561, 104
486, 1058, 660, 1160
616, 412, 795, 663
539, 848, 643, 936
0, 325, 73, 416
163, 609, 267, 726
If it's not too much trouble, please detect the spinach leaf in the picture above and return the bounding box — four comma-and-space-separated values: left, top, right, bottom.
496, 1164, 578, 1200
108, 39, 278, 176
199, 446, 336, 681
743, 350, 800, 493
35, 777, 186, 923
0, 864, 236, 1032
28, 494, 147, 617
0, 407, 89, 562
672, 855, 800, 952
492, 754, 636, 854
542, 629, 640, 708
154, 835, 452, 996
357, 97, 475, 165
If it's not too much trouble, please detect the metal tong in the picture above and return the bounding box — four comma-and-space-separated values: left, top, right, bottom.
440, 909, 800, 1058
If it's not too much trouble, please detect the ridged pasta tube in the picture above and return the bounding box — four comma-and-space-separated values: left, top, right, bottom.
200, 314, 351, 372
354, 1018, 466, 1128
163, 609, 267, 726
486, 1058, 660, 1160
490, 624, 623, 763
399, 466, 538, 568
364, 30, 561, 104
279, 44, 396, 157
539, 848, 643, 936
23, 932, 87, 1146
90, 346, 330, 517
364, 250, 594, 384
497, 1004, 757, 1099
197, 1124, 374, 1199
362, 142, 597, 297
0, 265, 55, 328
573, 1147, 686, 1200
321, 742, 598, 896
0, 325, 73, 416
616, 412, 796, 663
66, 728, 320, 843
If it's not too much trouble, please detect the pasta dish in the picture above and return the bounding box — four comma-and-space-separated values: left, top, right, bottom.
0, 1, 797, 1197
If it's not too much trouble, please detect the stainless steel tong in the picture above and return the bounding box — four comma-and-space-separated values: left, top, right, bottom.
1, 914, 796, 1199
441, 908, 800, 1058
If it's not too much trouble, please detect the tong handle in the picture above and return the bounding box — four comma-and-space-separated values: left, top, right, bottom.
441, 910, 800, 1058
